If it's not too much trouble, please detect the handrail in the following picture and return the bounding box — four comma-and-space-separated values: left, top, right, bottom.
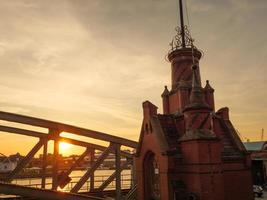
13, 173, 133, 192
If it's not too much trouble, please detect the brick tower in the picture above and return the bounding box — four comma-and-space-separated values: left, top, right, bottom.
135, 1, 253, 199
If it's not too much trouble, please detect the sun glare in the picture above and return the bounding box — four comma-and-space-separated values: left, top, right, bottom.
59, 142, 71, 153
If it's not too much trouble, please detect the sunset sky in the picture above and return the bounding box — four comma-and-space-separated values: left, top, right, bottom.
0, 0, 266, 156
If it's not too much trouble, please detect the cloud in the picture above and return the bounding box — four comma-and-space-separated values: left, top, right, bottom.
0, 0, 266, 154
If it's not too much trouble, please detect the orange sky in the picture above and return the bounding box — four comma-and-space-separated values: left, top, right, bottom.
0, 0, 266, 156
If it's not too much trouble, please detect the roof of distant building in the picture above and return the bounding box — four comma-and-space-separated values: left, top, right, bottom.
243, 141, 267, 151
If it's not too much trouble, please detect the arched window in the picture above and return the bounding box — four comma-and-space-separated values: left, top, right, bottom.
144, 152, 160, 200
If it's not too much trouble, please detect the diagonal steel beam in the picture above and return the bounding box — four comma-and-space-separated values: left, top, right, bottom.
0, 125, 134, 158
97, 160, 131, 191
0, 182, 104, 200
56, 148, 92, 188
0, 125, 46, 138
59, 137, 132, 158
0, 111, 138, 148
4, 139, 44, 182
71, 144, 114, 193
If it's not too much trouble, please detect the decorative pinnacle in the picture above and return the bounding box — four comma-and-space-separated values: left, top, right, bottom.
204, 80, 215, 92
161, 86, 170, 97
183, 64, 211, 112
190, 64, 204, 104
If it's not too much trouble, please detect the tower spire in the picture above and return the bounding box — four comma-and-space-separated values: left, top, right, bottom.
183, 64, 211, 111
179, 0, 186, 48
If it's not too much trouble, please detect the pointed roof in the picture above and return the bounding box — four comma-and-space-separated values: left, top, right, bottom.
161, 86, 170, 97
204, 80, 214, 92
183, 64, 211, 111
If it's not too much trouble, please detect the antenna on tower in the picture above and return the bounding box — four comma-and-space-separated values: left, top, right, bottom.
179, 0, 186, 48
261, 128, 264, 141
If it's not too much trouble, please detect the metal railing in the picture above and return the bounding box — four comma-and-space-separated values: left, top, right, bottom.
12, 173, 133, 192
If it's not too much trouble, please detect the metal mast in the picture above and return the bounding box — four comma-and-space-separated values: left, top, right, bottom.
179, 0, 186, 48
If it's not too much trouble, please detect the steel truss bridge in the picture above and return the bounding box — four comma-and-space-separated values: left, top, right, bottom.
0, 111, 138, 200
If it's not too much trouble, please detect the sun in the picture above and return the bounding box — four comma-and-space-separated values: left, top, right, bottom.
59, 142, 71, 153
